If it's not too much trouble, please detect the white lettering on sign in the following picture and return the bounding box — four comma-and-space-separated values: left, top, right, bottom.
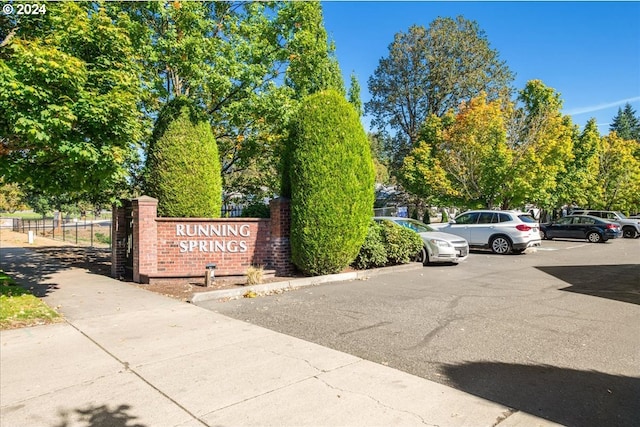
176, 224, 251, 253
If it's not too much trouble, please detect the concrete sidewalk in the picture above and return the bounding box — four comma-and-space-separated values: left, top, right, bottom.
0, 243, 560, 427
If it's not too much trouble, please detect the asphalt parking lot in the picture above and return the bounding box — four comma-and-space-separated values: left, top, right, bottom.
200, 238, 640, 426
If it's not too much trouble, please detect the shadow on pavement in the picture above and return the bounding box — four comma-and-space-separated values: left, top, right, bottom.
536, 264, 640, 305
53, 404, 146, 427
0, 246, 111, 297
443, 361, 640, 427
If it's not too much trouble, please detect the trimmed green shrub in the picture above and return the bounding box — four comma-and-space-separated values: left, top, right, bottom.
352, 220, 387, 269
380, 220, 423, 265
144, 97, 222, 217
241, 203, 270, 218
288, 90, 375, 275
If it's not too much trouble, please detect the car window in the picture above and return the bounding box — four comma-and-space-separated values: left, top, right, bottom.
605, 212, 618, 220
497, 213, 511, 223
615, 211, 627, 219
518, 214, 536, 223
580, 217, 596, 225
455, 212, 479, 224
557, 217, 573, 225
394, 219, 433, 233
478, 212, 494, 224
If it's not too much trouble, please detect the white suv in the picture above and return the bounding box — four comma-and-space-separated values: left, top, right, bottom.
433, 210, 542, 254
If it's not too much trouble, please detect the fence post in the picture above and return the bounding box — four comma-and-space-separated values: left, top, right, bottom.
75, 222, 78, 244
90, 222, 94, 247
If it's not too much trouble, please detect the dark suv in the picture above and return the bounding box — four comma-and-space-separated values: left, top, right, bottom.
570, 210, 640, 238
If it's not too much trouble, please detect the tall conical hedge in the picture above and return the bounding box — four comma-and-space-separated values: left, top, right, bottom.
144, 97, 221, 217
288, 89, 375, 275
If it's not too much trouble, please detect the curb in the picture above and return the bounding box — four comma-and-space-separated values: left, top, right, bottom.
189, 262, 424, 304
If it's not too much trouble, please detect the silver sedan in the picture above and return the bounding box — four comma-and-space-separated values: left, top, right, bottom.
374, 217, 469, 265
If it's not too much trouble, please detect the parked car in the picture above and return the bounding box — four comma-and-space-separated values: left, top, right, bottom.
431, 210, 541, 254
570, 209, 640, 238
374, 217, 469, 265
540, 215, 622, 242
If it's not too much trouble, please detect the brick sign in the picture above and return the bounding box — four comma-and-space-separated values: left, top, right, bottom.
111, 196, 293, 283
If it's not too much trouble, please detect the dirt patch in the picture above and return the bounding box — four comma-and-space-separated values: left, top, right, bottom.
136, 275, 304, 302
1, 229, 75, 248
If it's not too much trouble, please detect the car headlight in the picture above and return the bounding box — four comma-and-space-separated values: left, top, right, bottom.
430, 239, 451, 248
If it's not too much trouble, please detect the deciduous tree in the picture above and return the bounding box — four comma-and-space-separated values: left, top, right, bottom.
554, 119, 600, 209
366, 18, 514, 167
595, 132, 640, 212
0, 2, 143, 202
436, 95, 512, 208
0, 179, 26, 213
502, 80, 574, 209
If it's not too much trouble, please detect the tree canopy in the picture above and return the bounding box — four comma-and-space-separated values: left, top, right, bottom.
1, 0, 343, 204
0, 2, 143, 203
366, 18, 514, 167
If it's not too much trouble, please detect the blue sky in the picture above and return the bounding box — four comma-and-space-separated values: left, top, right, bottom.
321, 1, 640, 135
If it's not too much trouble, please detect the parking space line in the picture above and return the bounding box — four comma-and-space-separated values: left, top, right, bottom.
536, 247, 558, 251
566, 244, 590, 249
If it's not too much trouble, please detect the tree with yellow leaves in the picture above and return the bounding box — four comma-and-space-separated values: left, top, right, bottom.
595, 132, 640, 212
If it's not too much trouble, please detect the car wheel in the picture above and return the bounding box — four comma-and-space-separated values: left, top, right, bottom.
540, 230, 550, 240
415, 246, 429, 265
587, 231, 602, 243
622, 227, 639, 239
490, 236, 512, 254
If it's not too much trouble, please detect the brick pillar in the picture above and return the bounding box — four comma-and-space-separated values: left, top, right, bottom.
110, 201, 127, 279
132, 196, 158, 283
269, 197, 294, 275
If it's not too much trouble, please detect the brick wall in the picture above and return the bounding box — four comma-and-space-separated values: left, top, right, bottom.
112, 196, 293, 283
154, 218, 272, 279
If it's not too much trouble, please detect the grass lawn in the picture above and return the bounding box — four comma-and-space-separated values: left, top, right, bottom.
0, 270, 62, 329
1, 212, 46, 220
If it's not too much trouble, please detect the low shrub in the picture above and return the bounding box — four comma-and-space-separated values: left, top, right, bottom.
352, 221, 387, 269
245, 265, 264, 285
441, 209, 449, 223
241, 203, 270, 218
94, 232, 111, 245
380, 220, 423, 265
353, 220, 423, 269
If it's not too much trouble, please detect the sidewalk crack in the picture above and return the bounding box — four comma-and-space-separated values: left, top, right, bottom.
313, 375, 438, 426
66, 321, 209, 427
493, 408, 517, 426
